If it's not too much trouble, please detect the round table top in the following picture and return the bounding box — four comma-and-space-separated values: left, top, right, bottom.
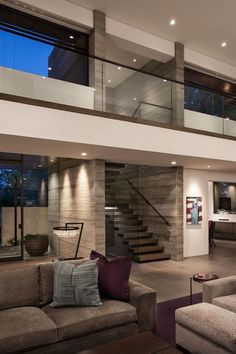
192, 273, 219, 282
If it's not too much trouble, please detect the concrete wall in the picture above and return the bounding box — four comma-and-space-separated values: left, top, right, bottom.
1, 207, 48, 246
184, 169, 236, 258
106, 69, 172, 124
48, 159, 105, 258
109, 164, 183, 260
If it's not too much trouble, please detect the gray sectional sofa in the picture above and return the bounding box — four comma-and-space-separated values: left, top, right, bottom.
0, 259, 157, 354
175, 275, 236, 354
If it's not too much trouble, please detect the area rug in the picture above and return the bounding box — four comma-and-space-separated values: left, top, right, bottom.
156, 293, 202, 346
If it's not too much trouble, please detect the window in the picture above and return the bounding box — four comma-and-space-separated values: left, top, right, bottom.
0, 5, 88, 85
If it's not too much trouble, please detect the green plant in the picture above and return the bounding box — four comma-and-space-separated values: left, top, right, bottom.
7, 238, 20, 246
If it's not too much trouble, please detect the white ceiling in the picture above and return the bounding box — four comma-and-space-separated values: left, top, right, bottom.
2, 133, 236, 173
68, 0, 236, 67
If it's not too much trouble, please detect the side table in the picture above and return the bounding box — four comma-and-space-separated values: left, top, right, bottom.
190, 273, 219, 304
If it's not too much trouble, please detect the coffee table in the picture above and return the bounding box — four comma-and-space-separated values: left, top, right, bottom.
190, 273, 219, 304
77, 332, 181, 354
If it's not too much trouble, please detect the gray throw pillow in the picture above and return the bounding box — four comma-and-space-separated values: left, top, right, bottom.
50, 259, 102, 307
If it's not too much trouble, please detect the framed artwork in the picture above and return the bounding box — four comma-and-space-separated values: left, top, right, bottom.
186, 196, 202, 224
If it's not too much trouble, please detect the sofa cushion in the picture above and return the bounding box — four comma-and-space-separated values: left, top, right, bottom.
0, 307, 58, 354
43, 299, 137, 341
175, 302, 236, 353
38, 259, 88, 306
0, 266, 39, 310
50, 260, 102, 307
90, 250, 131, 301
212, 294, 236, 313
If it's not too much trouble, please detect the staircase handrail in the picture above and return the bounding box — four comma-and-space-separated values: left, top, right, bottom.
126, 178, 171, 226
132, 100, 173, 118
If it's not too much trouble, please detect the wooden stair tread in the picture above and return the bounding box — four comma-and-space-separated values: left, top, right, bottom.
127, 238, 159, 246
114, 221, 142, 227
134, 253, 170, 262
118, 225, 147, 231
129, 245, 164, 254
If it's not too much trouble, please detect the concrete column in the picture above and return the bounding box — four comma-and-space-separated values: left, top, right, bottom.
171, 43, 185, 127
48, 159, 105, 258
89, 10, 106, 111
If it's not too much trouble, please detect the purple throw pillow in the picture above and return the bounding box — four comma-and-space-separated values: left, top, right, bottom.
90, 250, 131, 301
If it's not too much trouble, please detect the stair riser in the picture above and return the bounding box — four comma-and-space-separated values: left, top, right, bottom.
129, 247, 164, 255
127, 239, 157, 248
133, 253, 170, 263
117, 226, 147, 231
114, 221, 142, 227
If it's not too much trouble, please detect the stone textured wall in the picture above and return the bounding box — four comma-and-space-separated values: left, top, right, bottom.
48, 159, 105, 258
110, 165, 184, 260
89, 10, 106, 111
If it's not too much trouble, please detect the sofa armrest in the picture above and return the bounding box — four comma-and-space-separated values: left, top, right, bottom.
128, 280, 156, 332
203, 275, 236, 303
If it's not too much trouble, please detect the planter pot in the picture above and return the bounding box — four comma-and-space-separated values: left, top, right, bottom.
25, 238, 49, 257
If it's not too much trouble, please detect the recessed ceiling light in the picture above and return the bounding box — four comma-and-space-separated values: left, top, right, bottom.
81, 152, 87, 156
221, 42, 227, 47
133, 58, 137, 62
133, 97, 137, 101
48, 67, 52, 71
38, 164, 42, 168
117, 66, 122, 70
108, 79, 111, 83
171, 161, 177, 165
70, 35, 74, 39
207, 165, 211, 168
163, 79, 167, 82
170, 19, 176, 26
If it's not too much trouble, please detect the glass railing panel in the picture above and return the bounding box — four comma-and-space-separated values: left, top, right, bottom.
103, 61, 172, 124
184, 85, 236, 137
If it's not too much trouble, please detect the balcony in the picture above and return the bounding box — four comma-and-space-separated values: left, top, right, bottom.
1, 44, 236, 140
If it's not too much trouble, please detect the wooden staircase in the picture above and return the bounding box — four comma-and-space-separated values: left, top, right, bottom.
105, 204, 170, 263
105, 163, 170, 263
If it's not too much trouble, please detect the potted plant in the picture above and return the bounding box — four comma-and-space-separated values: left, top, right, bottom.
24, 234, 49, 257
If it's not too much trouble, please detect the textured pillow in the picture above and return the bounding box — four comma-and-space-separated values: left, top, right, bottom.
90, 250, 131, 301
50, 259, 102, 307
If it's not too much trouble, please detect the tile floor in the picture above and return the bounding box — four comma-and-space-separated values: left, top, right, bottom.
130, 240, 236, 302
0, 239, 235, 303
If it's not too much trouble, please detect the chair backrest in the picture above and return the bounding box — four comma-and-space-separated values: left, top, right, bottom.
208, 220, 215, 237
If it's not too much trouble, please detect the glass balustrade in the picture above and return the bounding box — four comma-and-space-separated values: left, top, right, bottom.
1, 21, 236, 138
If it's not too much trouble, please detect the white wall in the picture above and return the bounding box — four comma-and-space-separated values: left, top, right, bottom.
184, 109, 236, 137
2, 99, 236, 164
184, 169, 236, 257
0, 67, 94, 110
